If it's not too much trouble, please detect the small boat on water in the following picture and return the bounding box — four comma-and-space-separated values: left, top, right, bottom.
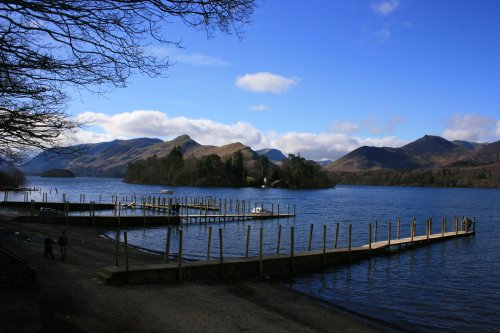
251, 207, 272, 216
159, 189, 174, 195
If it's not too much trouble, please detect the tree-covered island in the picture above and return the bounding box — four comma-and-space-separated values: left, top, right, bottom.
124, 147, 333, 189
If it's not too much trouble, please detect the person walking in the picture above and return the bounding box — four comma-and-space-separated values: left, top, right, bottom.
58, 230, 68, 262
44, 234, 55, 259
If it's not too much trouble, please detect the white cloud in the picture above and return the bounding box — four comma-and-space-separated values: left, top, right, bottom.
250, 104, 272, 112
372, 0, 400, 16
73, 110, 407, 161
330, 120, 359, 134
148, 46, 230, 66
235, 72, 298, 94
442, 114, 499, 142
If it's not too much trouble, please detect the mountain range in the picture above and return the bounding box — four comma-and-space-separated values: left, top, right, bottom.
22, 134, 500, 178
324, 135, 495, 172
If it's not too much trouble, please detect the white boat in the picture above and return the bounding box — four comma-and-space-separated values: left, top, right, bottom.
251, 207, 272, 215
159, 189, 174, 195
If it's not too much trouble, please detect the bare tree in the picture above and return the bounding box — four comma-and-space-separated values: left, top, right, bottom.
0, 0, 256, 163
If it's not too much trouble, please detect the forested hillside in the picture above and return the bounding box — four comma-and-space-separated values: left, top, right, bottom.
124, 148, 333, 189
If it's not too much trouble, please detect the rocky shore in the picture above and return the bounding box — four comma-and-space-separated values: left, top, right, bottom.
0, 209, 392, 333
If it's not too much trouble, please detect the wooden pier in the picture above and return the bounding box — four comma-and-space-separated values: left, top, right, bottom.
98, 218, 475, 285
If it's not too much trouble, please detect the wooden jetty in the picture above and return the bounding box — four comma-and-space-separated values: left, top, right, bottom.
98, 218, 475, 285
180, 212, 295, 223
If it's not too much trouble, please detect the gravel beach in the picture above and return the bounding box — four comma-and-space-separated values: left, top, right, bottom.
0, 209, 392, 333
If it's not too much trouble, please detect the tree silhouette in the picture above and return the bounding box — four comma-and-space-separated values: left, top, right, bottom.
0, 0, 256, 162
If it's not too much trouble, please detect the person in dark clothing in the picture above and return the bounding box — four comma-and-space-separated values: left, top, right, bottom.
44, 234, 55, 259
58, 230, 68, 261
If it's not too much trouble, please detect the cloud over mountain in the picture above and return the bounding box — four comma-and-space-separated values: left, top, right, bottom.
74, 110, 403, 161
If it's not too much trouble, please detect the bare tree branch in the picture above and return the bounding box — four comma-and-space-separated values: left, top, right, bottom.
0, 0, 256, 163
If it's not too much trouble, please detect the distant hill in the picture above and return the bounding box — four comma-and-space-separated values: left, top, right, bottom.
22, 138, 163, 177
327, 136, 499, 188
21, 135, 263, 177
256, 148, 287, 165
452, 140, 500, 166
326, 135, 484, 172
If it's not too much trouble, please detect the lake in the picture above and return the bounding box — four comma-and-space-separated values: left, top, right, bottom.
7, 176, 500, 332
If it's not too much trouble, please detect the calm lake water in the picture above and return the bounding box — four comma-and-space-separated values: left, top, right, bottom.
8, 176, 500, 332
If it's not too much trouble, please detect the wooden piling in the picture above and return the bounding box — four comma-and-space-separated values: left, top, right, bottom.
178, 229, 183, 282
30, 200, 35, 223
124, 231, 129, 284
290, 226, 295, 272
397, 219, 401, 239
368, 223, 372, 252
259, 227, 263, 277
387, 222, 391, 247
115, 228, 120, 266
207, 226, 212, 260
308, 224, 314, 251
219, 228, 224, 279
164, 227, 171, 264
245, 225, 251, 257
322, 225, 326, 267
334, 222, 339, 249
411, 220, 415, 245
374, 220, 378, 242
276, 224, 282, 255
348, 224, 352, 256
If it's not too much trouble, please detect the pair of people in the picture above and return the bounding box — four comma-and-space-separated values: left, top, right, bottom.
44, 230, 68, 261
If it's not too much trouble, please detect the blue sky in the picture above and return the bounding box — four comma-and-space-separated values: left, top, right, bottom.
69, 0, 500, 160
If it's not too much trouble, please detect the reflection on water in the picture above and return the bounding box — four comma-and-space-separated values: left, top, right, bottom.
7, 176, 500, 333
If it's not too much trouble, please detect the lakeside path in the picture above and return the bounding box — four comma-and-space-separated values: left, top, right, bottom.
0, 210, 393, 333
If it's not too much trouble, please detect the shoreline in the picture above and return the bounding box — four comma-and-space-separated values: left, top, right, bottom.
0, 210, 397, 333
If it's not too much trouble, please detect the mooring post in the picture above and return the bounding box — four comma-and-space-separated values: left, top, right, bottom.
271, 204, 274, 217
322, 225, 327, 267
374, 220, 378, 243
245, 225, 251, 257
387, 222, 391, 247
348, 224, 352, 257
430, 218, 433, 236
259, 227, 264, 277
178, 229, 183, 282
290, 226, 295, 272
426, 219, 430, 240
115, 228, 120, 266
164, 226, 171, 263
207, 226, 212, 260
368, 223, 372, 252
308, 224, 314, 251
397, 219, 401, 240
334, 222, 339, 249
473, 217, 476, 234
455, 217, 459, 235
277, 224, 282, 255
410, 220, 415, 245
92, 201, 96, 227
277, 204, 280, 216
30, 200, 35, 223
219, 228, 224, 279
65, 201, 69, 225
124, 231, 129, 284
441, 217, 445, 236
